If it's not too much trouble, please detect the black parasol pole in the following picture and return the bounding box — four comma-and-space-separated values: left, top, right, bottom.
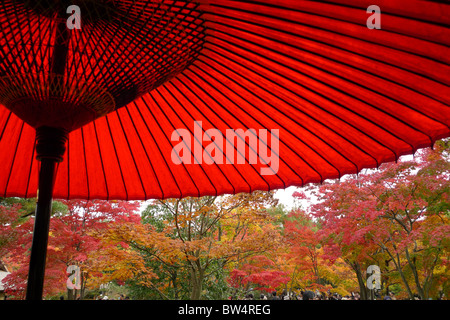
26, 9, 71, 300
26, 127, 67, 300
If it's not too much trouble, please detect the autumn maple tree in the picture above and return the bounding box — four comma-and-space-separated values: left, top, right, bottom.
1, 199, 141, 299
96, 191, 281, 300
310, 142, 449, 299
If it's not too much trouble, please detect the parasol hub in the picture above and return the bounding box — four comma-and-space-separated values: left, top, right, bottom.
0, 0, 206, 132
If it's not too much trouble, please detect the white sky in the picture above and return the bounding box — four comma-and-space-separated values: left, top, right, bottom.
274, 186, 301, 210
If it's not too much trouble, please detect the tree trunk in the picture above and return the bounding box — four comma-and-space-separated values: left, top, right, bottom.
393, 251, 415, 299
351, 262, 368, 300
405, 247, 425, 299
79, 272, 86, 300
382, 243, 415, 299
67, 288, 79, 300
190, 268, 204, 300
171, 270, 179, 300
188, 251, 209, 300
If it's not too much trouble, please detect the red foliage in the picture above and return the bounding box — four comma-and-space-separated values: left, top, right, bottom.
228, 255, 289, 293
1, 199, 141, 298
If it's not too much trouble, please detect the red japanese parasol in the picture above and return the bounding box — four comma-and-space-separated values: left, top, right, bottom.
0, 0, 449, 299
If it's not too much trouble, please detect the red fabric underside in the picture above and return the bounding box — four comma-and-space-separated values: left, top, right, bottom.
0, 0, 449, 200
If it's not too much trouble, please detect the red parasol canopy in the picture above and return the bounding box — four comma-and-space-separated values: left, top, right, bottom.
1, 0, 449, 200
0, 0, 449, 299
